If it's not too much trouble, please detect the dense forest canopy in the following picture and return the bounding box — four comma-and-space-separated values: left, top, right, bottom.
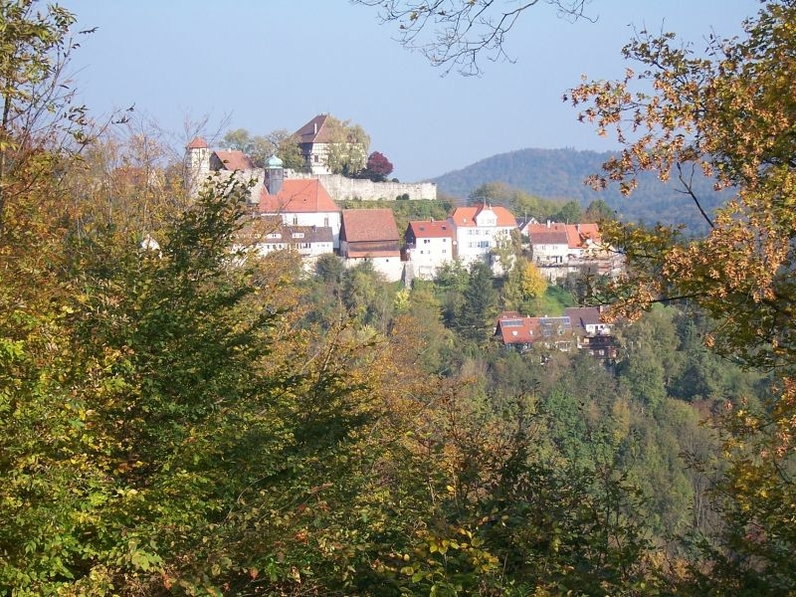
0, 1, 794, 596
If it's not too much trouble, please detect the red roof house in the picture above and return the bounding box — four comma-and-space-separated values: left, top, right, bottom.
340, 209, 400, 259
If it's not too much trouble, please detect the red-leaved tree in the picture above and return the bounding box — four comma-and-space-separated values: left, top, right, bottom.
363, 151, 393, 181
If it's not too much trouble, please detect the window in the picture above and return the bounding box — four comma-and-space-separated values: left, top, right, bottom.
292, 232, 305, 239
292, 215, 298, 225
266, 233, 280, 239
424, 239, 430, 244
324, 216, 329, 227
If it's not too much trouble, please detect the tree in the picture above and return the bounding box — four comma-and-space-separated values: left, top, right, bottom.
222, 127, 304, 170
551, 199, 583, 223
354, 0, 590, 75
457, 260, 499, 341
569, 1, 796, 592
270, 128, 305, 171
323, 115, 370, 176
503, 259, 547, 313
584, 198, 614, 222
361, 150, 394, 181
0, 0, 89, 233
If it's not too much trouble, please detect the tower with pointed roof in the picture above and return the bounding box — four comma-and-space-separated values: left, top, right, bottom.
184, 137, 211, 197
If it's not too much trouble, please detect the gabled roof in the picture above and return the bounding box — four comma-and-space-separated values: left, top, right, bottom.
566, 223, 601, 248
295, 114, 334, 144
526, 222, 602, 249
259, 179, 340, 214
450, 204, 517, 228
565, 307, 603, 328
213, 150, 255, 171
341, 209, 399, 243
526, 223, 569, 245
496, 312, 540, 345
186, 137, 208, 149
407, 220, 453, 239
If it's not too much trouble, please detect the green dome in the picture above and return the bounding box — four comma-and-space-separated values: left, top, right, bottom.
265, 155, 283, 168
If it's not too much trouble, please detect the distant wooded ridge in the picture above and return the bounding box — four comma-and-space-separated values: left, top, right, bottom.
432, 147, 732, 233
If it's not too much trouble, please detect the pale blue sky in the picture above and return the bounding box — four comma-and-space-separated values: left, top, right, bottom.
63, 0, 760, 181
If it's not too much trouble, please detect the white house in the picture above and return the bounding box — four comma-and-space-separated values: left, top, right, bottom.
258, 177, 342, 250
526, 221, 620, 281
404, 220, 454, 279
449, 204, 518, 268
252, 223, 334, 261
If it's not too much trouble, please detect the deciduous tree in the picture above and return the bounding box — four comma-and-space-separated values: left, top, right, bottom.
569, 1, 796, 591
361, 150, 394, 181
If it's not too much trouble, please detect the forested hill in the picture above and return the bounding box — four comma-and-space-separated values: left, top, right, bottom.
432, 147, 732, 232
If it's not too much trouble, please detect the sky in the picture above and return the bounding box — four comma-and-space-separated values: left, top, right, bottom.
62, 0, 761, 182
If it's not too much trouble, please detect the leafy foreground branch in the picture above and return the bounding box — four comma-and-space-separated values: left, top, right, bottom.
570, 1, 796, 593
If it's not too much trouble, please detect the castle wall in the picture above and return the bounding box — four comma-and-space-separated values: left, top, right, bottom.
286, 172, 437, 202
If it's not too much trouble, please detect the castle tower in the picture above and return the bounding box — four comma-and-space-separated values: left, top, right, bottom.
264, 154, 284, 195
185, 137, 211, 197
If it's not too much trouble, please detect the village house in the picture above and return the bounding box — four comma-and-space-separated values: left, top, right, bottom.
525, 221, 620, 281
246, 222, 334, 263
449, 204, 518, 270
403, 219, 454, 280
495, 312, 573, 353
565, 306, 619, 362
257, 156, 341, 250
339, 209, 402, 281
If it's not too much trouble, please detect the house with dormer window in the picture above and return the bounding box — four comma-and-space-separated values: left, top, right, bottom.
449, 204, 517, 268
495, 311, 574, 352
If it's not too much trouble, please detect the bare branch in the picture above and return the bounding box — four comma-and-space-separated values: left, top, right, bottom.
353, 0, 593, 75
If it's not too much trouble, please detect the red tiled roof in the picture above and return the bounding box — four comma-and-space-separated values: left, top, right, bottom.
213, 150, 255, 171
186, 137, 208, 149
450, 204, 517, 228
526, 222, 601, 249
496, 312, 540, 345
408, 220, 453, 239
259, 179, 340, 214
525, 223, 569, 245
566, 223, 601, 248
294, 114, 333, 144
341, 209, 400, 243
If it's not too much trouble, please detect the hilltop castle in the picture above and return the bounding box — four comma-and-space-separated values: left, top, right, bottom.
184, 114, 437, 202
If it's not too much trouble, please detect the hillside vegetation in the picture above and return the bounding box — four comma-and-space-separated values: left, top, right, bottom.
1, 1, 795, 595
433, 148, 732, 233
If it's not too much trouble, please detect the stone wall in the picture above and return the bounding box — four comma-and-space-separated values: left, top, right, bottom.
286, 171, 437, 202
